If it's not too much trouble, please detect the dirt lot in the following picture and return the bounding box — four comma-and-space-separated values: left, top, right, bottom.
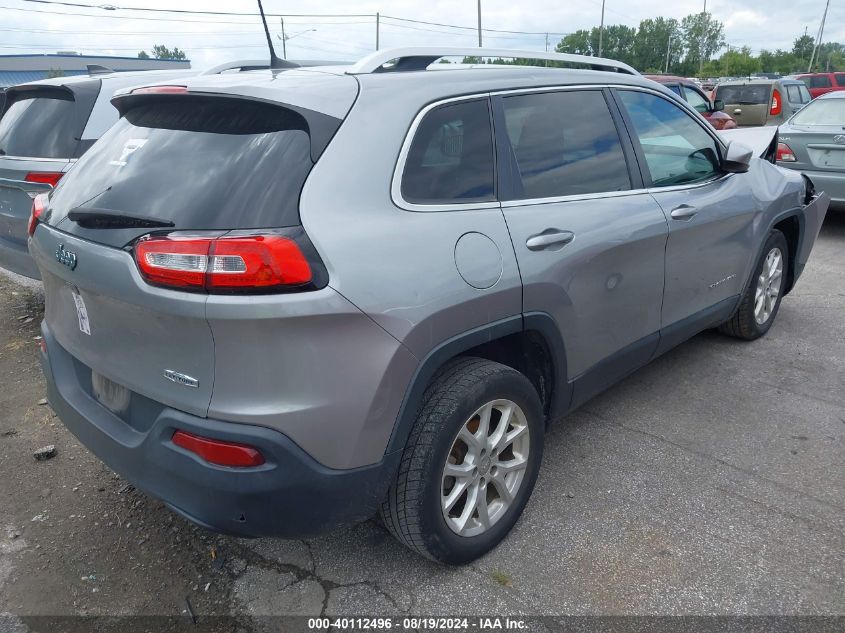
1, 215, 843, 632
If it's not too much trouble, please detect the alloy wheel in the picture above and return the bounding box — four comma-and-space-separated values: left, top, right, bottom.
754, 247, 783, 325
440, 399, 531, 537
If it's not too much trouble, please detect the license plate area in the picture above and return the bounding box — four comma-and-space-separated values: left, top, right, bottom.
92, 371, 130, 416
809, 148, 845, 169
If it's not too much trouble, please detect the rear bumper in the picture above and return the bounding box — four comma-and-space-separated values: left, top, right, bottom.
39, 324, 399, 538
0, 235, 41, 279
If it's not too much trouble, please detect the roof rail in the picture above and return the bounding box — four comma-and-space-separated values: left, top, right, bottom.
87, 64, 114, 76
346, 47, 639, 76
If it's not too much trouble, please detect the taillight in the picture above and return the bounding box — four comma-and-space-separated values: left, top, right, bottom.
172, 430, 265, 467
25, 171, 64, 188
134, 233, 315, 293
776, 142, 796, 162
28, 193, 48, 237
770, 89, 782, 116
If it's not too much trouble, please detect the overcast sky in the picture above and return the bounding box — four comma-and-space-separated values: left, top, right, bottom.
1, 0, 842, 69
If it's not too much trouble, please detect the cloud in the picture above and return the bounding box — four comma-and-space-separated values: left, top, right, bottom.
0, 0, 840, 68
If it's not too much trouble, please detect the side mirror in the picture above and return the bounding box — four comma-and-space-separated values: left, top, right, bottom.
713, 99, 725, 112
722, 141, 753, 173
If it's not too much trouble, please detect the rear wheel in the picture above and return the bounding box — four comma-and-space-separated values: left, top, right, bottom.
380, 357, 544, 564
719, 229, 788, 340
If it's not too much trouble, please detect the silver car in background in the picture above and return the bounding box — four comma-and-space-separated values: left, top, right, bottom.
777, 91, 845, 209
29, 48, 829, 564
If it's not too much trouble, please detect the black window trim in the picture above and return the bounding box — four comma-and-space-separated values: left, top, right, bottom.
609, 86, 729, 191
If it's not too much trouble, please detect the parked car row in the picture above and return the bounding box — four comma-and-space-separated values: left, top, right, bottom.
0, 48, 831, 563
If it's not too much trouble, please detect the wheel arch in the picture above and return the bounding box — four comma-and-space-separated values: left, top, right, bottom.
384, 313, 570, 456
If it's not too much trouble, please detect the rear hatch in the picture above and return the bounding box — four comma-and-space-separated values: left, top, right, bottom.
30, 91, 338, 417
0, 82, 99, 251
714, 83, 772, 126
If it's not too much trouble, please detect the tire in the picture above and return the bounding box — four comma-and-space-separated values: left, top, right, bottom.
719, 229, 789, 340
380, 357, 544, 564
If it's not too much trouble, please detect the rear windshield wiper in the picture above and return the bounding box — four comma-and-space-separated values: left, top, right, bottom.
67, 207, 175, 229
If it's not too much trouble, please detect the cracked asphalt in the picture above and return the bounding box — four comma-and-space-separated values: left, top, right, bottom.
0, 214, 843, 631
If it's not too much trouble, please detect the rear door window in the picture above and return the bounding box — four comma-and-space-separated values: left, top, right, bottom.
618, 90, 721, 188
835, 74, 845, 87
0, 93, 81, 158
500, 90, 631, 199
810, 75, 832, 89
46, 97, 320, 245
401, 99, 495, 205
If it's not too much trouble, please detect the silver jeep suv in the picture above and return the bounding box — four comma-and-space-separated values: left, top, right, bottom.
29, 48, 829, 564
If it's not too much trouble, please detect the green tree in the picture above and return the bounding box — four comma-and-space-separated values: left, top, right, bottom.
679, 12, 725, 75
556, 29, 593, 56
792, 34, 815, 62
137, 50, 150, 59
632, 17, 682, 73
150, 44, 187, 61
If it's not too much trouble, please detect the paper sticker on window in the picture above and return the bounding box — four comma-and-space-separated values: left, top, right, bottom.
109, 138, 148, 167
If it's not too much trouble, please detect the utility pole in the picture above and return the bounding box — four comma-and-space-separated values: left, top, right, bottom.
280, 16, 286, 59
598, 0, 605, 57
545, 32, 549, 52
698, 0, 707, 75
664, 34, 672, 73
808, 0, 830, 72
376, 12, 380, 50
477, 0, 482, 47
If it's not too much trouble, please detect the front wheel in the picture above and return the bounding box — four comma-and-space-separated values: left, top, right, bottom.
380, 357, 544, 564
719, 229, 788, 340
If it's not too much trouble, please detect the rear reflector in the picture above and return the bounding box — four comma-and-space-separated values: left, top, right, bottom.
776, 142, 796, 162
28, 193, 48, 237
172, 430, 265, 467
135, 234, 313, 292
25, 171, 64, 188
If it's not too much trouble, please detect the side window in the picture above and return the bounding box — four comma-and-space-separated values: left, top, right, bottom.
401, 99, 495, 205
810, 75, 832, 89
835, 73, 845, 87
667, 84, 683, 97
684, 87, 711, 114
501, 90, 630, 199
618, 90, 722, 188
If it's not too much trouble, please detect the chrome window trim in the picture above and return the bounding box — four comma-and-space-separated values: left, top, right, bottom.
392, 83, 730, 212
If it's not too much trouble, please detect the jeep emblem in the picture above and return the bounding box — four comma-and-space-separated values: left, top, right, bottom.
55, 244, 77, 270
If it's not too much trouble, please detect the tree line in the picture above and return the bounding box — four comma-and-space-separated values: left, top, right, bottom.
555, 12, 843, 77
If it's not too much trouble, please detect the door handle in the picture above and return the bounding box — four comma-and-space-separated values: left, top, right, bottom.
670, 204, 698, 220
526, 230, 575, 251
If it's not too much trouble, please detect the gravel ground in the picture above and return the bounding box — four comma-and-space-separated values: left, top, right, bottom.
0, 215, 843, 632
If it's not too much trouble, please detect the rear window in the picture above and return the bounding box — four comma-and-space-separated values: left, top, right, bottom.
0, 93, 81, 158
790, 98, 845, 125
715, 84, 770, 105
400, 99, 495, 205
47, 97, 316, 237
786, 84, 812, 104
836, 74, 845, 87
